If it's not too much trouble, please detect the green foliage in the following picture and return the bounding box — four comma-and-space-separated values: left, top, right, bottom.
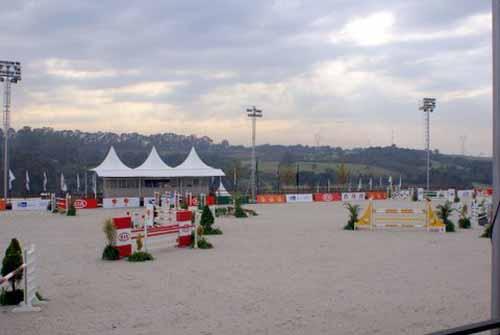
215, 207, 229, 217
412, 190, 418, 202
344, 203, 359, 230
458, 204, 471, 229
128, 251, 154, 262
234, 198, 248, 218
102, 218, 117, 246
0, 288, 24, 306
197, 237, 213, 249
200, 205, 215, 229
437, 201, 456, 232
102, 245, 120, 260
1, 238, 24, 292
204, 227, 223, 235
67, 203, 77, 216
481, 224, 492, 238
180, 201, 189, 210
453, 192, 460, 203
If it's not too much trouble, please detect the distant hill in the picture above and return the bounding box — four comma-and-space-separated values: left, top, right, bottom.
0, 127, 492, 196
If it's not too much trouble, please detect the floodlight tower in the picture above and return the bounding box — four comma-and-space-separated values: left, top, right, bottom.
247, 106, 262, 202
419, 97, 436, 192
0, 61, 21, 201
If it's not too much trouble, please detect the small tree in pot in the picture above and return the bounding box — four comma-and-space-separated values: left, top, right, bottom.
1, 238, 24, 305
437, 201, 456, 232
344, 203, 360, 230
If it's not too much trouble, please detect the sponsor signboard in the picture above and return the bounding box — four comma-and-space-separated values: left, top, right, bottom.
313, 193, 342, 202
11, 198, 50, 211
72, 198, 98, 209
341, 192, 366, 201
458, 190, 474, 199
366, 191, 388, 200
256, 194, 286, 204
103, 197, 140, 209
285, 194, 313, 203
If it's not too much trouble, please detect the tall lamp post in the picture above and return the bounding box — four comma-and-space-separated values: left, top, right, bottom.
492, 0, 500, 330
0, 61, 21, 201
247, 106, 262, 202
419, 97, 436, 192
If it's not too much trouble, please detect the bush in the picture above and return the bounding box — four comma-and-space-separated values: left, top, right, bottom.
1, 238, 24, 292
180, 201, 189, 210
437, 201, 456, 232
204, 227, 223, 235
344, 203, 360, 230
234, 198, 247, 218
412, 190, 418, 202
458, 204, 471, 229
197, 237, 213, 249
67, 204, 77, 216
481, 224, 492, 238
200, 205, 215, 230
102, 219, 117, 245
127, 251, 154, 262
0, 288, 24, 306
102, 245, 120, 260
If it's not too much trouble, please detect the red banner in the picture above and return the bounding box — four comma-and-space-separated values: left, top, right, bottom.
313, 193, 342, 202
366, 191, 387, 200
206, 196, 216, 206
73, 198, 98, 209
256, 194, 286, 204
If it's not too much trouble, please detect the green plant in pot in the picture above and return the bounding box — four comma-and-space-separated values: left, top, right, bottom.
458, 204, 471, 229
102, 219, 120, 260
1, 238, 25, 305
234, 197, 248, 218
200, 205, 223, 235
437, 201, 456, 232
344, 203, 359, 230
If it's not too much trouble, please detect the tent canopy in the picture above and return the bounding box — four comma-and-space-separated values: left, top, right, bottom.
216, 180, 231, 197
91, 146, 225, 178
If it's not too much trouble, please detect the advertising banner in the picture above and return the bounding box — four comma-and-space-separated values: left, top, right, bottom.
341, 192, 366, 201
457, 190, 474, 199
72, 198, 98, 209
11, 198, 50, 211
366, 191, 388, 200
313, 193, 342, 202
103, 197, 140, 209
285, 194, 313, 203
256, 194, 286, 204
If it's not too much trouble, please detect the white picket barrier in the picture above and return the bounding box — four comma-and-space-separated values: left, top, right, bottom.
6, 245, 43, 313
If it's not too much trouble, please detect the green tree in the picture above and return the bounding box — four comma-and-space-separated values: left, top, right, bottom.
1, 239, 24, 292
437, 201, 456, 232
200, 205, 215, 231
344, 203, 360, 230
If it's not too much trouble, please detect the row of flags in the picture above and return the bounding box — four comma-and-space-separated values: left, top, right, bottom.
355, 175, 403, 191
8, 170, 97, 194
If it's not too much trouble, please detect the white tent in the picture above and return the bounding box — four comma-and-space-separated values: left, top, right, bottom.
92, 146, 225, 178
216, 180, 231, 197
171, 147, 225, 177
132, 146, 174, 177
91, 146, 133, 177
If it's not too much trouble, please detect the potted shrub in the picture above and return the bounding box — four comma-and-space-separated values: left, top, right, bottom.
437, 201, 456, 232
458, 204, 471, 229
101, 219, 120, 260
234, 198, 248, 218
128, 234, 154, 262
344, 203, 360, 230
200, 205, 223, 235
67, 203, 77, 216
0, 239, 24, 305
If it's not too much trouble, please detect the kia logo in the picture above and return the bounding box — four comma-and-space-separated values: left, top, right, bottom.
118, 232, 130, 242
74, 199, 87, 209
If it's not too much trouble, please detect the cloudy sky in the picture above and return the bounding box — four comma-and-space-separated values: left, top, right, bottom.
2, 0, 493, 155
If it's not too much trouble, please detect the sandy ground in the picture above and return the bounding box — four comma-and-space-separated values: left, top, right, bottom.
0, 200, 491, 335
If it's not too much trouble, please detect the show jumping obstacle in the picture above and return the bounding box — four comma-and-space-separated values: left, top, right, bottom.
49, 193, 71, 213
355, 200, 446, 232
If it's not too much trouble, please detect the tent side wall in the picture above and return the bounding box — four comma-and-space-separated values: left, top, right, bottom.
102, 177, 211, 198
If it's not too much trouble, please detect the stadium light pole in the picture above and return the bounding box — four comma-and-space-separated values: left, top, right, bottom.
0, 61, 21, 201
419, 97, 436, 192
492, 0, 500, 331
247, 106, 262, 202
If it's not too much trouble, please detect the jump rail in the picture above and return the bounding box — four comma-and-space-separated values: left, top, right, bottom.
426, 319, 500, 335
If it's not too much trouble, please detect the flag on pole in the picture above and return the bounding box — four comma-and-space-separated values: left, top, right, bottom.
388, 176, 393, 187
43, 172, 48, 192
327, 179, 330, 192
357, 178, 362, 191
8, 170, 15, 190
398, 175, 402, 189
379, 176, 382, 188
25, 170, 30, 192
92, 173, 97, 197
76, 173, 80, 191
369, 178, 373, 190
61, 173, 67, 192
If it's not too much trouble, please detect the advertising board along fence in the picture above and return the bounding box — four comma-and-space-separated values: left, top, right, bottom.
285, 194, 313, 203
103, 197, 140, 209
256, 194, 286, 204
10, 198, 50, 211
342, 192, 366, 202
313, 193, 342, 202
355, 200, 445, 232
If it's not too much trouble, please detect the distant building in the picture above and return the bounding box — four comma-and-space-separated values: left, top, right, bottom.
91, 146, 225, 199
